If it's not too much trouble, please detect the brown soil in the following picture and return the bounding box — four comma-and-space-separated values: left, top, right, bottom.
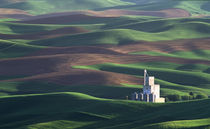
1, 41, 210, 86
19, 14, 113, 24
0, 27, 89, 40
86, 8, 190, 18
28, 38, 210, 56
0, 53, 143, 85
7, 70, 141, 86
109, 38, 210, 53
19, 8, 190, 24
159, 8, 191, 18
2, 52, 209, 85
0, 36, 210, 86
0, 8, 32, 19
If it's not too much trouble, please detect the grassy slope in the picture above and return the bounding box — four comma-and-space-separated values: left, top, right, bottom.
0, 92, 210, 129
1, 0, 210, 16
131, 49, 210, 60
29, 17, 210, 46
3, 17, 210, 47
0, 3, 210, 129
119, 0, 210, 15
0, 0, 134, 15
0, 16, 161, 34
73, 62, 210, 97
0, 21, 100, 58
0, 21, 75, 34
0, 18, 18, 22
0, 81, 141, 99
0, 16, 160, 57
0, 39, 43, 59
0, 21, 73, 58
30, 29, 149, 46
0, 0, 26, 6
67, 15, 162, 25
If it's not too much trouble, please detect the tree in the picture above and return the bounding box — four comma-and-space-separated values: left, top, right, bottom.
189, 92, 194, 96
167, 95, 181, 101
189, 92, 196, 99
196, 94, 208, 99
189, 95, 194, 100
165, 97, 170, 102
181, 96, 190, 100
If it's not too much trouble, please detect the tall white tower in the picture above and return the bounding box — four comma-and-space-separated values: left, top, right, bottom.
131, 70, 165, 103
142, 69, 164, 102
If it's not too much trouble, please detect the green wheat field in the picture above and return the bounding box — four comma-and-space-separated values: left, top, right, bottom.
0, 0, 210, 128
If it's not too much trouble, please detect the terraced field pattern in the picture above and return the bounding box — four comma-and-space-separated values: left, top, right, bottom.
1, 0, 210, 129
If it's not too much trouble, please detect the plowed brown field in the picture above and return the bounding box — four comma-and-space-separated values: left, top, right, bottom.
0, 8, 32, 19
19, 8, 190, 24
1, 37, 210, 85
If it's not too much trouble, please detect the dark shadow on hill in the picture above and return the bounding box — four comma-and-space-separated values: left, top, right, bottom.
112, 20, 172, 33
1, 2, 33, 10
95, 64, 210, 87
8, 24, 46, 34
95, 1, 179, 11
201, 2, 210, 12
0, 81, 139, 99
1, 93, 210, 128
179, 18, 210, 23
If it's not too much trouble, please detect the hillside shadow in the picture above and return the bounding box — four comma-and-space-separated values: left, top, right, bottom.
201, 2, 210, 11
2, 2, 32, 10
9, 81, 139, 99
1, 93, 210, 129
8, 24, 47, 34
95, 1, 179, 11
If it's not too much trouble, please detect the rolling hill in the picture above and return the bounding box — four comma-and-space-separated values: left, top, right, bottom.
29, 17, 210, 46
0, 21, 73, 35
0, 1, 210, 129
73, 62, 210, 97
0, 0, 210, 16
0, 92, 210, 129
0, 0, 134, 15
0, 39, 43, 59
119, 0, 210, 16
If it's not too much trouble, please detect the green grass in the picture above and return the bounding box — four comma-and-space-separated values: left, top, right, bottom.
131, 49, 210, 60
0, 18, 18, 22
28, 120, 95, 129
0, 81, 141, 99
3, 16, 156, 33
0, 92, 210, 129
0, 0, 134, 15
0, 22, 74, 34
68, 15, 162, 26
72, 62, 210, 88
0, 39, 43, 59
0, 74, 205, 99
28, 27, 210, 46
1, 2, 210, 128
0, 21, 105, 58
117, 0, 210, 16
111, 17, 210, 32
29, 17, 210, 46
1, 0, 210, 16
29, 29, 149, 46
0, 75, 27, 81
73, 62, 210, 97
146, 118, 210, 129
2, 17, 210, 47
0, 82, 19, 92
